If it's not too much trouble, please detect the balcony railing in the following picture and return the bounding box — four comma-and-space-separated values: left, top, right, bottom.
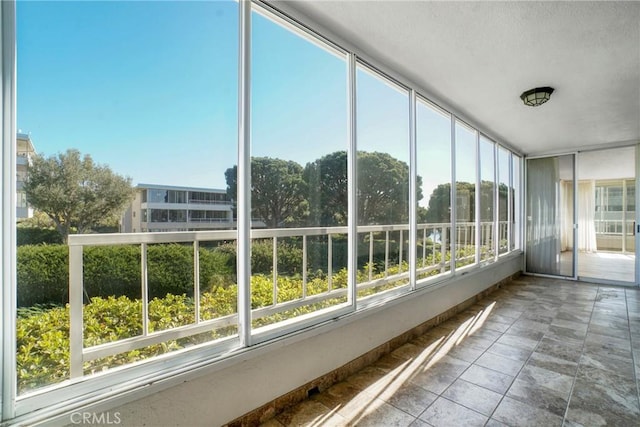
594, 218, 634, 235
67, 220, 509, 379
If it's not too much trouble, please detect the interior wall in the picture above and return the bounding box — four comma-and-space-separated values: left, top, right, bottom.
46, 255, 522, 426
578, 146, 635, 180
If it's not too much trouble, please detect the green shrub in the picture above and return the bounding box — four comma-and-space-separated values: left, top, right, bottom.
214, 239, 304, 276
16, 290, 241, 392
17, 227, 62, 246
17, 245, 69, 306
17, 244, 235, 307
83, 245, 141, 300
16, 259, 420, 393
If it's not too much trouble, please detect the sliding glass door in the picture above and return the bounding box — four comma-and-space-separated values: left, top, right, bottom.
526, 148, 638, 285
576, 147, 636, 284
525, 155, 575, 277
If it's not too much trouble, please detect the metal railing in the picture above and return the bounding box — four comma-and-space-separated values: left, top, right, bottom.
594, 218, 634, 236
67, 220, 509, 379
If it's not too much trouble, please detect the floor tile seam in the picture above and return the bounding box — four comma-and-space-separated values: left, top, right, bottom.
624, 286, 640, 410
561, 283, 599, 424
369, 394, 422, 424
483, 316, 553, 424
415, 296, 517, 424
416, 394, 489, 424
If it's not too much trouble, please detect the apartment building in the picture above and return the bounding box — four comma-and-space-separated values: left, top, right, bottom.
16, 133, 35, 219
120, 183, 234, 232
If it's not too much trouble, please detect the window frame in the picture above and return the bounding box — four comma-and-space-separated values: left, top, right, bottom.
0, 0, 525, 422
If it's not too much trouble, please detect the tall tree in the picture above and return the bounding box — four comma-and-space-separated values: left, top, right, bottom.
225, 157, 309, 228
303, 151, 348, 226
24, 149, 134, 242
304, 151, 423, 226
424, 181, 503, 223
357, 151, 422, 225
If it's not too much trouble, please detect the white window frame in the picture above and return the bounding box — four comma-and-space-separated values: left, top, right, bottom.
0, 0, 525, 422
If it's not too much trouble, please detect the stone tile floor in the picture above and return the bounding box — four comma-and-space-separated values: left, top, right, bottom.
261, 276, 640, 426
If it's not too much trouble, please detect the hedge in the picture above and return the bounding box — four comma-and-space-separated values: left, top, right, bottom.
17, 234, 413, 307
16, 272, 352, 392
17, 227, 62, 246
17, 244, 233, 307
16, 255, 444, 393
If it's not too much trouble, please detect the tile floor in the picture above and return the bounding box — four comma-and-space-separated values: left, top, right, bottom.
261, 276, 640, 426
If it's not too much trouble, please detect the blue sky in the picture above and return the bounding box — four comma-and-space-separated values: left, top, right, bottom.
17, 0, 452, 200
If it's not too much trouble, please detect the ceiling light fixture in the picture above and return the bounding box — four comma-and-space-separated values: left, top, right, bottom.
520, 86, 554, 107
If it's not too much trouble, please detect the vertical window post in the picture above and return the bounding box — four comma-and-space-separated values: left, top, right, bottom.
493, 143, 499, 261
237, 0, 252, 347
475, 130, 481, 265
1, 0, 17, 419
347, 53, 357, 307
408, 90, 417, 289
449, 117, 457, 274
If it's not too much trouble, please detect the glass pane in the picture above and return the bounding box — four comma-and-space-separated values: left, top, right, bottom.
250, 10, 349, 329
498, 147, 510, 254
416, 99, 452, 281
356, 64, 410, 298
16, 0, 239, 392
526, 155, 574, 276
577, 147, 635, 282
512, 155, 521, 250
454, 121, 477, 268
479, 136, 495, 263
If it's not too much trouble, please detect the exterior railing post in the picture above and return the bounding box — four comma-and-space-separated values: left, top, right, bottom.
327, 234, 333, 291
302, 235, 307, 299
272, 237, 278, 305
69, 244, 84, 379
441, 226, 447, 274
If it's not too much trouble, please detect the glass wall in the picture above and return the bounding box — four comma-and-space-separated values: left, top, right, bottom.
498, 147, 511, 254
577, 147, 635, 283
5, 0, 524, 416
479, 136, 496, 263
356, 63, 410, 298
454, 120, 478, 268
512, 154, 521, 250
15, 0, 239, 393
250, 8, 349, 331
416, 98, 452, 281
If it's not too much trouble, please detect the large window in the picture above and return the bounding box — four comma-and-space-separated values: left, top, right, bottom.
454, 120, 478, 268
2, 0, 523, 421
356, 63, 410, 298
15, 0, 239, 395
250, 7, 350, 336
498, 147, 511, 254
416, 98, 452, 281
512, 154, 522, 250
479, 136, 496, 263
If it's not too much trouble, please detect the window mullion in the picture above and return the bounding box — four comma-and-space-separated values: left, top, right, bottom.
1, 0, 18, 420
347, 52, 357, 308
408, 90, 417, 290
237, 0, 252, 347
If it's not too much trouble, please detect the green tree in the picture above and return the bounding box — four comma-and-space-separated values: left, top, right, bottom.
225, 157, 309, 228
424, 181, 508, 223
304, 151, 423, 226
357, 151, 422, 225
24, 149, 134, 243
303, 151, 348, 226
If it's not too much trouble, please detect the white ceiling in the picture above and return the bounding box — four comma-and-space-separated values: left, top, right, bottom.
274, 1, 640, 156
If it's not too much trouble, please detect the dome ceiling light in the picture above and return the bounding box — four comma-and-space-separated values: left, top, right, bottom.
520, 86, 554, 107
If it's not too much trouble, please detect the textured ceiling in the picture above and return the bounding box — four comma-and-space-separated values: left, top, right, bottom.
273, 1, 640, 156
